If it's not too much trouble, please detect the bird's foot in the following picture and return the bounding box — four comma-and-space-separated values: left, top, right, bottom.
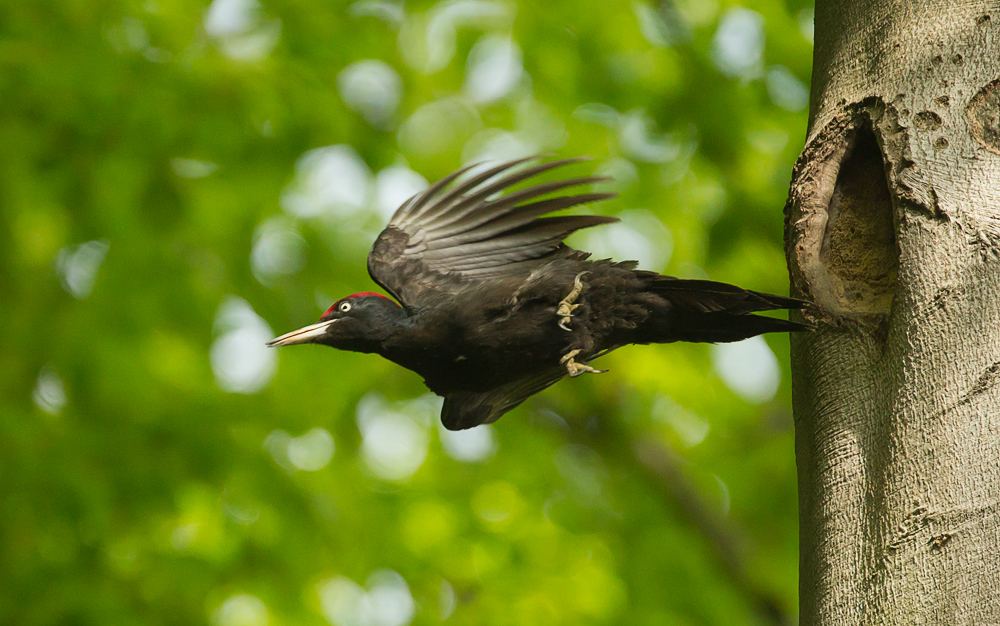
560, 349, 607, 378
557, 272, 590, 331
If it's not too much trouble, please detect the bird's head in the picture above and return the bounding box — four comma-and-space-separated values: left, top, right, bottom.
267, 292, 405, 353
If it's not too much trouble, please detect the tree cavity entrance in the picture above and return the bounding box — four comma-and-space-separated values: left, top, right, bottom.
789, 112, 900, 318
820, 124, 899, 313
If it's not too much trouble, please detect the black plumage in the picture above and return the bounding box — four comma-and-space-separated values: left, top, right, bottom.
268, 157, 808, 430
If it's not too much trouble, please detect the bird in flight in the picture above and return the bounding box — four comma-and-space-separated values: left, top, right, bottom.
268, 157, 807, 430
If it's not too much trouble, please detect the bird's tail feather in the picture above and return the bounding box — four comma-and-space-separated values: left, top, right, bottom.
637, 273, 810, 343
664, 311, 810, 344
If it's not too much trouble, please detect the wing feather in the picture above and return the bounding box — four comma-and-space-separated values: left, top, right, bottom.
441, 367, 567, 430
398, 157, 538, 227
427, 193, 615, 246
413, 159, 594, 231
392, 162, 482, 224
439, 345, 619, 429
418, 180, 610, 245
422, 216, 618, 264
368, 157, 617, 309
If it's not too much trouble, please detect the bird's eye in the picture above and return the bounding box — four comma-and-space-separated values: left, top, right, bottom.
339, 301, 352, 313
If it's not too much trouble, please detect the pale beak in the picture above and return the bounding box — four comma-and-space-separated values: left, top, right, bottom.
266, 320, 337, 347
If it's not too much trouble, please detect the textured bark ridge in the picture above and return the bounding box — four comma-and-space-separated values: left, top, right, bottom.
786, 2, 1000, 624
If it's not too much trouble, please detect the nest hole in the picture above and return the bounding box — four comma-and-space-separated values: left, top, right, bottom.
820, 125, 898, 311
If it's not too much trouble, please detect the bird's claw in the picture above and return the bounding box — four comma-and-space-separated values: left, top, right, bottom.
556, 272, 590, 331
560, 349, 607, 378
557, 303, 581, 331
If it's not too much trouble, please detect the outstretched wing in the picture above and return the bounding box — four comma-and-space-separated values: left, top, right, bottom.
440, 346, 620, 430
440, 367, 567, 430
367, 157, 617, 310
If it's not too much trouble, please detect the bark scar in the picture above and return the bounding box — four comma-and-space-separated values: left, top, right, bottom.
886, 506, 932, 551
884, 502, 998, 559
956, 361, 1000, 408
928, 533, 952, 550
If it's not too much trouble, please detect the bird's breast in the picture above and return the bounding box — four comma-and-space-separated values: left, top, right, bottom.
382, 300, 574, 394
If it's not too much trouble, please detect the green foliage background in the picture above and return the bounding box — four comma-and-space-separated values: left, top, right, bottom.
1, 0, 813, 624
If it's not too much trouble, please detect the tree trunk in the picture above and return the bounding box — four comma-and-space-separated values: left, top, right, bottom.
786, 1, 1000, 624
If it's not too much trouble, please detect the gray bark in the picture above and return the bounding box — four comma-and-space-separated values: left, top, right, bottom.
786, 1, 1000, 624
